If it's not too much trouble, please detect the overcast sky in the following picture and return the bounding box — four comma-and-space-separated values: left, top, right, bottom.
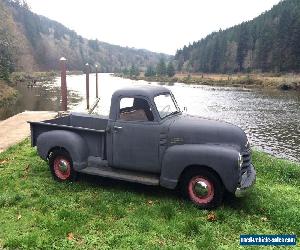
26, 0, 281, 55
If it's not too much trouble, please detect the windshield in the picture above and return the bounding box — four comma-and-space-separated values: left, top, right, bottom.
154, 93, 180, 119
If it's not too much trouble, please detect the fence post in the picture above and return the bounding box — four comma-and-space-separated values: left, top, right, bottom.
95, 64, 99, 98
60, 57, 67, 111
85, 63, 90, 110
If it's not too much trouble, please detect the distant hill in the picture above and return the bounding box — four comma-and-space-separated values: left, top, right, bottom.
0, 0, 169, 77
175, 0, 300, 73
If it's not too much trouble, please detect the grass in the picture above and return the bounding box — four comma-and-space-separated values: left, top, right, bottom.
116, 72, 300, 90
0, 139, 299, 249
174, 73, 300, 90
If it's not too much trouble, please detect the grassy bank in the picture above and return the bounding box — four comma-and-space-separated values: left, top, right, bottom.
0, 139, 299, 249
10, 71, 57, 85
0, 80, 18, 107
115, 73, 300, 90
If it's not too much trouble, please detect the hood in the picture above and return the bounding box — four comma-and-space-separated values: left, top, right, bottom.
168, 115, 248, 151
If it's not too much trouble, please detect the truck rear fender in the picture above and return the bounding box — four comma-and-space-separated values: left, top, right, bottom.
36, 130, 89, 170
160, 144, 240, 193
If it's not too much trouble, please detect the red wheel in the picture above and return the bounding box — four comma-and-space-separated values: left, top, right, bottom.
53, 156, 71, 180
188, 176, 215, 204
49, 149, 76, 181
181, 168, 224, 209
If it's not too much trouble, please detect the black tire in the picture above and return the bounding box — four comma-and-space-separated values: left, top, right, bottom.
48, 149, 76, 182
180, 168, 224, 209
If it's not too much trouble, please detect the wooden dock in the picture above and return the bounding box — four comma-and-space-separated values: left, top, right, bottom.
0, 111, 56, 153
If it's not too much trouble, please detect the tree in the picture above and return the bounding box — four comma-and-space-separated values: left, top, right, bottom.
129, 65, 140, 77
236, 24, 249, 71
0, 0, 16, 80
144, 65, 156, 77
88, 39, 99, 51
167, 61, 175, 77
174, 0, 300, 73
156, 58, 167, 76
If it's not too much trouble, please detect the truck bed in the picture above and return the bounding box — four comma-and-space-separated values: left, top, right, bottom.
29, 113, 108, 158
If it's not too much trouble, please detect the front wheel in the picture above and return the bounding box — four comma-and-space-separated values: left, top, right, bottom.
49, 149, 76, 181
181, 168, 224, 209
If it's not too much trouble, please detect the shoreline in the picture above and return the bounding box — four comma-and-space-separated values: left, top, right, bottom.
0, 71, 58, 107
114, 73, 300, 90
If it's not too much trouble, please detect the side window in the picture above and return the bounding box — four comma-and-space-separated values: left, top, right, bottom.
119, 97, 154, 122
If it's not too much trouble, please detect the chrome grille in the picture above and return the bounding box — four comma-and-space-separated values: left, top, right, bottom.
241, 149, 251, 175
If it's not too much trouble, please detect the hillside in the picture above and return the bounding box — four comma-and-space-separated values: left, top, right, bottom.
0, 0, 169, 76
175, 0, 300, 73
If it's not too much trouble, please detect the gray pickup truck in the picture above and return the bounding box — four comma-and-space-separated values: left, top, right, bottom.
29, 86, 256, 208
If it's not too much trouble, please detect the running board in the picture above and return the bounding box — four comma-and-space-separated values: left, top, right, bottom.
78, 166, 160, 186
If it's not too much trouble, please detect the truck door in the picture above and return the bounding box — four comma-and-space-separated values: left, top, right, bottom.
112, 97, 160, 173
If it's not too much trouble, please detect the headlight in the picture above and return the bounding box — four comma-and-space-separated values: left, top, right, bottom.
238, 153, 243, 168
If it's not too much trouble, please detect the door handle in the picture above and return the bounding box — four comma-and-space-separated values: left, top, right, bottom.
113, 126, 123, 131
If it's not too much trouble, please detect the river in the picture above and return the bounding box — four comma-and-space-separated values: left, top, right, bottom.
1, 73, 299, 162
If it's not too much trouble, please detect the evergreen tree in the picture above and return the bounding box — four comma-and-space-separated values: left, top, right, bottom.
122, 68, 129, 76
175, 0, 300, 73
156, 58, 167, 76
145, 65, 156, 77
167, 61, 175, 77
129, 65, 140, 77
236, 24, 249, 71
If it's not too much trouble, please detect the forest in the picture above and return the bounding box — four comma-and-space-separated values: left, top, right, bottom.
0, 0, 169, 80
175, 0, 300, 73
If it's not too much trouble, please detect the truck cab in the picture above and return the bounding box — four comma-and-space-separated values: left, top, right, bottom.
30, 85, 256, 209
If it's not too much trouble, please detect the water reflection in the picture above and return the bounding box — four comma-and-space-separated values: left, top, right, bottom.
0, 80, 82, 120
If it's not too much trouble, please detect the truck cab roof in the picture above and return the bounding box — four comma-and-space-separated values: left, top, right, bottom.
112, 85, 170, 99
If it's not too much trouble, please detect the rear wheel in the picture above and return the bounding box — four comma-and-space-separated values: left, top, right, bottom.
49, 149, 76, 181
181, 168, 224, 209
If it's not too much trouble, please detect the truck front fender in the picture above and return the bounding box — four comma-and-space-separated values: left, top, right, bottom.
160, 144, 240, 193
36, 130, 89, 170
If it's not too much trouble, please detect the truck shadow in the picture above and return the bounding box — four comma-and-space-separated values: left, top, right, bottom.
77, 172, 180, 200
76, 172, 245, 210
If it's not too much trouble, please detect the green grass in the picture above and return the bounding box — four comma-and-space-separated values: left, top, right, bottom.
0, 139, 299, 249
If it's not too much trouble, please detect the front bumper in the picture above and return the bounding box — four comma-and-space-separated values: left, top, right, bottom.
235, 164, 256, 197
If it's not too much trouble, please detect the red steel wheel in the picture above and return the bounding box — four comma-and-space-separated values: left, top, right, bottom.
188, 176, 214, 204
49, 149, 76, 182
181, 168, 224, 209
53, 156, 71, 180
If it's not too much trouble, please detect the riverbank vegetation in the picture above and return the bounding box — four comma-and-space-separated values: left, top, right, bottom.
0, 80, 17, 107
120, 58, 176, 79
0, 139, 299, 249
9, 71, 57, 85
0, 71, 57, 107
116, 72, 300, 90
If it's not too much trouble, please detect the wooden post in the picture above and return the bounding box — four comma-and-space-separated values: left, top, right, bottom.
60, 57, 67, 111
85, 63, 90, 110
95, 64, 99, 98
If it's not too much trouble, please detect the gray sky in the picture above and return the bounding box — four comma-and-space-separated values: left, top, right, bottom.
26, 0, 281, 55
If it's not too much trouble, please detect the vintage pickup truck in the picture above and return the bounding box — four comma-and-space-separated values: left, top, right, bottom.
29, 86, 256, 208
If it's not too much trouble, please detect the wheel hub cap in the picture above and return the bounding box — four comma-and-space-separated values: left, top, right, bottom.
194, 181, 209, 197
58, 160, 68, 173
188, 176, 215, 205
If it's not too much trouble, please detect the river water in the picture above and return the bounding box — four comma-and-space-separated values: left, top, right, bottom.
1, 73, 299, 162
